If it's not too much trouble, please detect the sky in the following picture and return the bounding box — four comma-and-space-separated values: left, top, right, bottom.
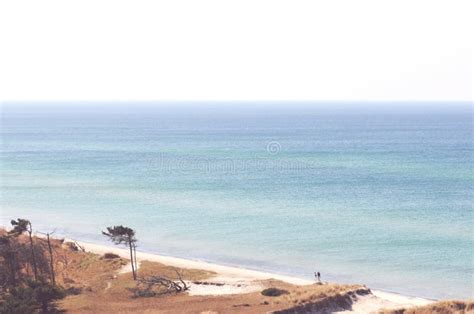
0, 0, 472, 103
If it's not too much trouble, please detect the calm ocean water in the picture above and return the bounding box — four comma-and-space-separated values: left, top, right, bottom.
1, 103, 472, 299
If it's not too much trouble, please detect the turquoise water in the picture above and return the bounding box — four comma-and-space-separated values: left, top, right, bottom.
1, 103, 473, 299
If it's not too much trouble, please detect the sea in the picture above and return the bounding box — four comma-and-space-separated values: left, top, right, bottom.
1, 102, 472, 299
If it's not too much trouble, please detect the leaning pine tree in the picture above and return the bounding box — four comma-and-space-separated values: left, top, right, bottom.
9, 218, 38, 281
102, 225, 138, 280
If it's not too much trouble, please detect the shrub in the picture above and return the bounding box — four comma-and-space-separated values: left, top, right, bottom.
65, 286, 82, 295
103, 253, 120, 259
0, 279, 65, 314
261, 287, 289, 297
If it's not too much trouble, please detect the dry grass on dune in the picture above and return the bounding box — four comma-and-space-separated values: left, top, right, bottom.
58, 250, 219, 313
271, 283, 371, 313
60, 250, 369, 313
1, 231, 372, 313
379, 300, 474, 314
53, 242, 369, 313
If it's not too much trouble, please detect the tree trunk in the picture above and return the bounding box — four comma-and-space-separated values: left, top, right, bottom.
128, 241, 136, 280
46, 233, 56, 285
28, 224, 38, 280
133, 243, 138, 277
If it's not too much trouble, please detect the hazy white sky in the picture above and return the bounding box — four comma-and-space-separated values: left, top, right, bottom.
0, 0, 472, 102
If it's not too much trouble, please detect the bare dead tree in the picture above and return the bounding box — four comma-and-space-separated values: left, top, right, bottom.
134, 269, 189, 297
44, 232, 56, 285
36, 230, 57, 285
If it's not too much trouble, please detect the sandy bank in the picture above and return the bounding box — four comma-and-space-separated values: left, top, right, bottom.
68, 238, 433, 312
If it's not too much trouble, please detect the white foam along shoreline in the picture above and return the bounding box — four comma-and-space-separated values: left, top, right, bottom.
66, 237, 433, 310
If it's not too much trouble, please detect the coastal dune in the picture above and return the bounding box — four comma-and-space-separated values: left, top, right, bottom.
72, 238, 433, 312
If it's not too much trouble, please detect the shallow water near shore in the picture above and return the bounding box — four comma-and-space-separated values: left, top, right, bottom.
1, 103, 472, 299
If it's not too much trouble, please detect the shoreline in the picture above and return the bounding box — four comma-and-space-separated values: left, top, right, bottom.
68, 237, 434, 310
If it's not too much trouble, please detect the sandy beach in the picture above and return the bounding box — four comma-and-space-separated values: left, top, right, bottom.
67, 237, 434, 313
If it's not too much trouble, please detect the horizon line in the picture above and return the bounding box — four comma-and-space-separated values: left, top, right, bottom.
2, 100, 473, 105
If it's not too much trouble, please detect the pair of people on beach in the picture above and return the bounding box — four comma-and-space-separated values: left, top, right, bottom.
314, 271, 321, 282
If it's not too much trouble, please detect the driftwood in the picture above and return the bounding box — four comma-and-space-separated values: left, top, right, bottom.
133, 269, 189, 297
73, 241, 85, 252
